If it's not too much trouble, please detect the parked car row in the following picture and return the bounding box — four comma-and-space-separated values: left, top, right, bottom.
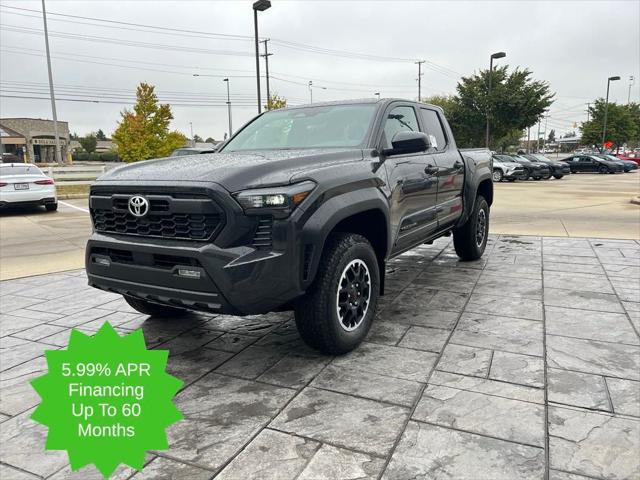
492, 154, 569, 182
560, 154, 637, 173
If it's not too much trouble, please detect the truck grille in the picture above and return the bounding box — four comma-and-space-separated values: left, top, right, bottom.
90, 191, 223, 241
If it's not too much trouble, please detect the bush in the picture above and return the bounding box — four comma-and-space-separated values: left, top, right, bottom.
72, 152, 119, 162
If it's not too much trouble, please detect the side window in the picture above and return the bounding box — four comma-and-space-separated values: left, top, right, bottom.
382, 106, 419, 149
420, 108, 447, 151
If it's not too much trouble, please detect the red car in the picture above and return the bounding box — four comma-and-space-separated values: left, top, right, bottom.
617, 153, 640, 165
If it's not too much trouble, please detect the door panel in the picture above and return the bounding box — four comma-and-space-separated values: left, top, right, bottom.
381, 105, 439, 255
419, 108, 464, 228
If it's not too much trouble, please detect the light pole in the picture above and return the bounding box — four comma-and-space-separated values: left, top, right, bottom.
253, 0, 271, 114
628, 76, 635, 105
485, 51, 506, 149
308, 81, 326, 103
602, 75, 620, 150
374, 92, 381, 100
223, 78, 233, 137
189, 122, 194, 146
41, 0, 63, 164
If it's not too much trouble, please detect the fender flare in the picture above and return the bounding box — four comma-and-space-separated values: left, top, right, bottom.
299, 188, 390, 287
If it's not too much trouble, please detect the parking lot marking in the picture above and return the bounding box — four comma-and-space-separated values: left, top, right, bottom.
59, 201, 89, 214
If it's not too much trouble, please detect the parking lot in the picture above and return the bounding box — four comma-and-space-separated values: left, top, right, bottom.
1, 234, 639, 479
0, 171, 638, 281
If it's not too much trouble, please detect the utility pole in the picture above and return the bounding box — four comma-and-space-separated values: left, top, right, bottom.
189, 122, 194, 146
527, 127, 531, 154
260, 39, 273, 109
415, 60, 425, 102
41, 0, 63, 165
536, 120, 541, 153
223, 78, 232, 137
542, 114, 549, 152
586, 103, 591, 122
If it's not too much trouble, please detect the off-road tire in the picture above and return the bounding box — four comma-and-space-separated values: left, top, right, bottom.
124, 295, 191, 318
294, 233, 379, 355
45, 202, 58, 211
492, 169, 503, 182
453, 195, 489, 261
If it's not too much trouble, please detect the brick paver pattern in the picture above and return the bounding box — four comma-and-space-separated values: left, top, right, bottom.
1, 235, 639, 480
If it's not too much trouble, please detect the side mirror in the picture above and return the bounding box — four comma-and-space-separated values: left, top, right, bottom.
386, 131, 430, 156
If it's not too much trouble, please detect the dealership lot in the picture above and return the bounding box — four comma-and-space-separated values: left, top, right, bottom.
0, 171, 638, 281
1, 234, 638, 479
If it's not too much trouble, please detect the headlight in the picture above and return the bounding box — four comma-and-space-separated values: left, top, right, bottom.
234, 181, 316, 217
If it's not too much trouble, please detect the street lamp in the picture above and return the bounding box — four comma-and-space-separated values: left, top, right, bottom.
374, 92, 381, 100
485, 51, 506, 149
253, 0, 271, 114
308, 81, 326, 103
628, 75, 635, 105
602, 75, 620, 150
189, 122, 194, 146
223, 78, 233, 138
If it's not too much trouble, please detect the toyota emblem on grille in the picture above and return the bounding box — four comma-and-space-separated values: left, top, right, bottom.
128, 195, 149, 217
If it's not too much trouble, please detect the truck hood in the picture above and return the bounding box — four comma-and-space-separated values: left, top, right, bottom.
97, 148, 364, 191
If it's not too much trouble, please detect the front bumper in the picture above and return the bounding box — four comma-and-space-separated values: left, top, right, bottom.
503, 168, 525, 179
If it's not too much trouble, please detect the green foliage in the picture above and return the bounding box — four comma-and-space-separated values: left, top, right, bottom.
78, 134, 97, 154
193, 134, 203, 143
112, 83, 187, 162
451, 66, 554, 148
422, 95, 458, 118
548, 129, 556, 142
72, 152, 119, 162
266, 93, 287, 110
95, 129, 107, 141
205, 137, 215, 143
580, 99, 637, 149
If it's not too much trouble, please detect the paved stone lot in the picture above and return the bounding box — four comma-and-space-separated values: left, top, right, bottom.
1, 234, 639, 480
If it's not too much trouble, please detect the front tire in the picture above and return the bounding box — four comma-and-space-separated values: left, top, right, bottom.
553, 175, 564, 179
599, 165, 608, 174
294, 233, 379, 355
45, 202, 58, 211
453, 195, 489, 261
123, 295, 191, 318
492, 169, 503, 182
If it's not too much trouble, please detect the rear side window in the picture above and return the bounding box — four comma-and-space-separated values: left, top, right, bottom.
420, 108, 447, 151
382, 106, 419, 149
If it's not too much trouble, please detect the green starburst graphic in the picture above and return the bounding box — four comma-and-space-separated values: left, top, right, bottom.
31, 322, 183, 478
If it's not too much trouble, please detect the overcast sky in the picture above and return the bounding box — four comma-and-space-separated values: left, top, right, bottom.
1, 0, 638, 141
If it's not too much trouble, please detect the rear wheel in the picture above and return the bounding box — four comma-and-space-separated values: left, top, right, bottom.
553, 175, 564, 180
294, 233, 379, 354
45, 202, 58, 211
542, 171, 552, 180
453, 195, 489, 261
599, 165, 608, 174
123, 295, 191, 318
492, 169, 503, 182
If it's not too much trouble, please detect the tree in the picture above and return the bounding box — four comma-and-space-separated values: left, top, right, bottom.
79, 134, 97, 154
70, 132, 79, 140
580, 99, 637, 150
547, 129, 556, 143
449, 66, 554, 148
95, 129, 107, 140
205, 137, 215, 143
112, 82, 187, 162
193, 134, 204, 143
266, 93, 287, 110
422, 95, 458, 118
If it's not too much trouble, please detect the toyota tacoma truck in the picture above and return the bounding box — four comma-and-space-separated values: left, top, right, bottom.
86, 99, 492, 354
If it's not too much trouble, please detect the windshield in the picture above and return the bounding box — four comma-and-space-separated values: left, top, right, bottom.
0, 164, 42, 176
222, 104, 377, 152
512, 155, 531, 164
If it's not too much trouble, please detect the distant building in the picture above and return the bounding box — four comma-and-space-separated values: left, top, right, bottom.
70, 139, 115, 153
0, 118, 70, 163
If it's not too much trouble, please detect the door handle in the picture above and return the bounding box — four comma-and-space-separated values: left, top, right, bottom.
454, 161, 464, 170
424, 165, 438, 175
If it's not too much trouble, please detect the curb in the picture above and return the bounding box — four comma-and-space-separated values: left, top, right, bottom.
58, 194, 89, 200
631, 196, 640, 206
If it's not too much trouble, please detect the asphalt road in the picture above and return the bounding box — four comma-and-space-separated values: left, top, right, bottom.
0, 171, 638, 280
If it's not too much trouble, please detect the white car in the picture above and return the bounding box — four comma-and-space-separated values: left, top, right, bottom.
0, 163, 57, 211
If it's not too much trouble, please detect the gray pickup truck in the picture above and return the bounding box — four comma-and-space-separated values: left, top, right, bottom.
86, 99, 492, 354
